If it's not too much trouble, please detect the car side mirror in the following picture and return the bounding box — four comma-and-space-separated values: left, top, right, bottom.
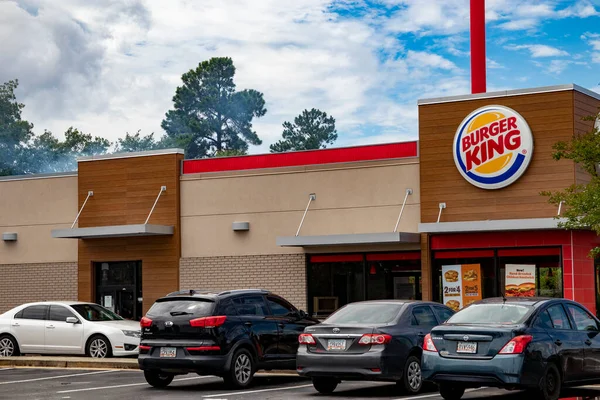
66, 317, 79, 324
297, 310, 307, 319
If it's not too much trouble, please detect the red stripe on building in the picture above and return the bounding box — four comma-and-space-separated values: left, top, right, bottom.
182, 141, 418, 174
497, 248, 561, 257
309, 254, 363, 263
434, 250, 495, 259
366, 252, 421, 261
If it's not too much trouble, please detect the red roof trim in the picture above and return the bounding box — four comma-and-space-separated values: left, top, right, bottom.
182, 141, 418, 174
309, 254, 363, 263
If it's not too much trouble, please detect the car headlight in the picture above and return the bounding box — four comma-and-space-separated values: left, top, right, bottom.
122, 330, 141, 338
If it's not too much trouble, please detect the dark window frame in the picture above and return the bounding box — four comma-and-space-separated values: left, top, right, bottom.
15, 305, 49, 321
411, 305, 438, 326
545, 303, 573, 330
48, 305, 76, 322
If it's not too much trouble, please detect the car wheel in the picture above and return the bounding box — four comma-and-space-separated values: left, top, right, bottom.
144, 370, 174, 388
400, 355, 423, 393
312, 377, 338, 394
538, 363, 561, 400
0, 335, 19, 357
224, 348, 255, 389
439, 383, 465, 400
86, 335, 112, 358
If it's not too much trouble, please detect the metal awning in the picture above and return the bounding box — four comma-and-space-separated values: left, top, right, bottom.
419, 218, 566, 234
276, 232, 420, 247
51, 224, 174, 239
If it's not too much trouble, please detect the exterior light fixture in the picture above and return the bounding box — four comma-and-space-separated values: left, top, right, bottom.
232, 222, 250, 231
2, 232, 17, 241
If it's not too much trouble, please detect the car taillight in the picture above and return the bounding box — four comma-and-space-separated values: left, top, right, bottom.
139, 345, 151, 351
423, 333, 438, 352
189, 315, 227, 328
298, 333, 316, 345
140, 316, 152, 328
358, 334, 391, 345
499, 335, 532, 354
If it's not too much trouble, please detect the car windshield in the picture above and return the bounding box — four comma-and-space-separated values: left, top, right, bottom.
446, 303, 532, 325
324, 303, 403, 325
71, 304, 124, 321
147, 299, 215, 318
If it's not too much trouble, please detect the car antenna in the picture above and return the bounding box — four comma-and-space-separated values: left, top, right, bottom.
502, 291, 507, 303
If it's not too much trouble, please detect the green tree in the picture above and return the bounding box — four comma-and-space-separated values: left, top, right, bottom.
270, 108, 337, 153
115, 130, 158, 152
0, 79, 34, 175
215, 149, 247, 157
161, 57, 266, 159
542, 109, 600, 255
30, 127, 112, 173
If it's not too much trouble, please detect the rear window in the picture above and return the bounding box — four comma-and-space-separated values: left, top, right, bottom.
447, 303, 532, 325
324, 303, 403, 325
147, 299, 215, 318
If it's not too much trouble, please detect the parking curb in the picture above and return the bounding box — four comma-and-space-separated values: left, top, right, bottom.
0, 356, 139, 370
0, 356, 299, 375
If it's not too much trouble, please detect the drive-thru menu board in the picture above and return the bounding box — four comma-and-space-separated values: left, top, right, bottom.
442, 264, 482, 311
505, 264, 536, 297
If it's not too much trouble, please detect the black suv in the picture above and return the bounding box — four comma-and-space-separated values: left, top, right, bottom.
138, 289, 318, 389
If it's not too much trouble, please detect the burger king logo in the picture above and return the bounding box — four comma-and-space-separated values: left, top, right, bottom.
453, 105, 533, 190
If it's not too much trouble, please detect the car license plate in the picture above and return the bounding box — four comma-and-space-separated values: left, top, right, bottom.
327, 339, 346, 351
456, 342, 477, 354
159, 347, 177, 358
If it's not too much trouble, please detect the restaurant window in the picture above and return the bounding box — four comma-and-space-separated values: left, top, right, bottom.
307, 254, 364, 318
307, 252, 421, 318
432, 247, 563, 309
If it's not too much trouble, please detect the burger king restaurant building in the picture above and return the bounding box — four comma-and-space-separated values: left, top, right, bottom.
1, 83, 599, 319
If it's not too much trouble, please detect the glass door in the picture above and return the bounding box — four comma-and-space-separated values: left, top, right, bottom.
95, 261, 142, 320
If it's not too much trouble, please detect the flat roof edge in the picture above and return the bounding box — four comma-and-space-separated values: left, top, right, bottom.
0, 171, 77, 182
419, 218, 568, 233
418, 84, 600, 105
276, 232, 420, 247
78, 148, 185, 162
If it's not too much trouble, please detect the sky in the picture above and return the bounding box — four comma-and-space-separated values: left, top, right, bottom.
1, 0, 599, 154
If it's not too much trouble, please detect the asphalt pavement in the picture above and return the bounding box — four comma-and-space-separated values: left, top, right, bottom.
3, 367, 600, 400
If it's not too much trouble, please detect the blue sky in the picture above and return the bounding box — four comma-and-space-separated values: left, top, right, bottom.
0, 0, 599, 153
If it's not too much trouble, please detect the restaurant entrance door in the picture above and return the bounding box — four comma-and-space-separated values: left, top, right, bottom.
95, 261, 142, 320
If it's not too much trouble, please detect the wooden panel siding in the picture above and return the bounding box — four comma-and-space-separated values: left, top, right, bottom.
77, 153, 183, 314
419, 90, 577, 223
574, 91, 600, 186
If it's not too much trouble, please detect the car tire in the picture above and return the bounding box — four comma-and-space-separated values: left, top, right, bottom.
144, 370, 174, 388
538, 363, 561, 400
224, 348, 255, 389
86, 335, 112, 359
0, 335, 20, 357
312, 377, 338, 394
400, 355, 423, 394
439, 383, 465, 400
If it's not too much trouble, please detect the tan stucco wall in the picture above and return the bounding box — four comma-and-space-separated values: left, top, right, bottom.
0, 175, 78, 264
180, 159, 420, 257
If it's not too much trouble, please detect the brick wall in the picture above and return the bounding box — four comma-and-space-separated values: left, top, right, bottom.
180, 254, 307, 310
0, 262, 77, 313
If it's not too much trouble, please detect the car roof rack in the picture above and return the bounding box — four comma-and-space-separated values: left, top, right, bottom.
217, 288, 270, 296
165, 289, 215, 297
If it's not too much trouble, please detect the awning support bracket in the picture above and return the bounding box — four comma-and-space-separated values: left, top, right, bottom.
437, 202, 446, 223
393, 188, 413, 232
145, 186, 167, 225
296, 193, 316, 236
71, 191, 94, 228
557, 200, 565, 216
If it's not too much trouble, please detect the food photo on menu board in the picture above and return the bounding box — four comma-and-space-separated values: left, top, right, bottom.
505, 264, 536, 297
441, 264, 482, 311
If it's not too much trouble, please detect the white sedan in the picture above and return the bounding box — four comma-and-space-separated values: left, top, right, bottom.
0, 301, 140, 358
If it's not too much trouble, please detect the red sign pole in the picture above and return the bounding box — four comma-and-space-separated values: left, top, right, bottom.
470, 0, 486, 93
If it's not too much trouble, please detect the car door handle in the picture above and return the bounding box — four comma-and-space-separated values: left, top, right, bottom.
418, 332, 425, 337
11, 323, 19, 327
585, 339, 592, 346
46, 325, 55, 329
278, 323, 285, 328
555, 339, 562, 346
244, 322, 252, 326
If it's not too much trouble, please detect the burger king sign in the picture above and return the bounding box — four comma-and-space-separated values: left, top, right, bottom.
453, 105, 533, 190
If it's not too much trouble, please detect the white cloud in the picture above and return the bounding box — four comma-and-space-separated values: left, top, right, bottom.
558, 0, 599, 17
506, 44, 569, 58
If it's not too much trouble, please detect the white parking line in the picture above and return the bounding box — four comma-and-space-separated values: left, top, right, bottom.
56, 375, 214, 393
392, 387, 484, 400
0, 370, 114, 385
202, 384, 313, 398
0, 368, 13, 371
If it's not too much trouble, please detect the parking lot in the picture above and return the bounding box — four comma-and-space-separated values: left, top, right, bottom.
2, 368, 600, 400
